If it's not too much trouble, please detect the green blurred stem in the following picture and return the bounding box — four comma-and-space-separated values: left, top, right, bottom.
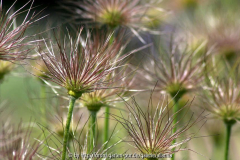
40, 84, 47, 126
224, 120, 234, 160
171, 98, 179, 160
40, 84, 49, 155
62, 96, 76, 160
104, 106, 110, 146
88, 111, 97, 153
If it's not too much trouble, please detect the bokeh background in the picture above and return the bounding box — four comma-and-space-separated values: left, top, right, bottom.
1, 0, 240, 159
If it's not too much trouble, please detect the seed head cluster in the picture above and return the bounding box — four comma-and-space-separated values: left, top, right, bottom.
112, 94, 206, 155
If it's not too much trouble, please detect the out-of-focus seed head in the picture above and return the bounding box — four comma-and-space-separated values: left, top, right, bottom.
141, 8, 166, 29
0, 120, 41, 159
182, 10, 240, 63
61, 0, 165, 43
180, 0, 199, 9
190, 11, 240, 63
168, 0, 207, 12
51, 114, 80, 141
174, 29, 208, 58
138, 37, 210, 101
207, 19, 240, 62
96, 5, 127, 29
31, 59, 50, 83
65, 0, 164, 29
81, 92, 104, 112
166, 82, 188, 101
0, 60, 13, 82
79, 68, 136, 112
202, 77, 240, 123
0, 0, 44, 61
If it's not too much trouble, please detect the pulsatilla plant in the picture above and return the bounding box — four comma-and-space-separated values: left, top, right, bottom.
45, 114, 121, 160
62, 0, 165, 43
0, 0, 43, 61
112, 93, 206, 160
139, 39, 211, 160
140, 40, 210, 102
79, 69, 136, 146
202, 74, 240, 160
0, 120, 41, 160
193, 11, 240, 62
65, 0, 164, 29
35, 28, 147, 160
37, 29, 125, 99
80, 69, 135, 112
202, 78, 240, 122
0, 60, 13, 82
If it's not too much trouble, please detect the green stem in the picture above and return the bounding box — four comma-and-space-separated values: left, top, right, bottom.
88, 111, 97, 153
171, 98, 179, 160
224, 121, 234, 160
104, 106, 110, 146
61, 96, 76, 160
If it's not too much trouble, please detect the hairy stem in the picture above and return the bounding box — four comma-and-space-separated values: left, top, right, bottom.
88, 111, 97, 153
104, 106, 110, 146
62, 96, 76, 160
224, 121, 234, 160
